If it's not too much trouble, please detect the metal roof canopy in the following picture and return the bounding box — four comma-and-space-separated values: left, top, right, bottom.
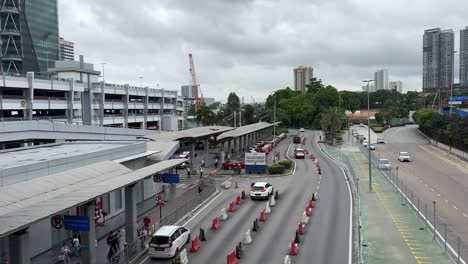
144, 126, 234, 141
217, 122, 274, 141
0, 159, 186, 238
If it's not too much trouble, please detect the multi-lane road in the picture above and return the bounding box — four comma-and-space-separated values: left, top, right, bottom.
138, 130, 352, 264
354, 124, 468, 259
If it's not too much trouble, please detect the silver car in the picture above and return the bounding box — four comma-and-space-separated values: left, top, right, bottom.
398, 152, 411, 162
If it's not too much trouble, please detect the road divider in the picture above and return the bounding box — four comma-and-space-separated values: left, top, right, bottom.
294, 230, 301, 243
301, 211, 309, 224
235, 195, 241, 205
284, 255, 291, 264
228, 201, 236, 212
180, 249, 188, 264
243, 229, 253, 244
241, 190, 246, 199
306, 207, 311, 217
289, 240, 298, 255
253, 218, 260, 231
270, 194, 276, 207
298, 222, 304, 235
211, 217, 219, 230
220, 208, 228, 221
265, 201, 272, 214
235, 242, 243, 259
190, 235, 201, 252
226, 250, 238, 264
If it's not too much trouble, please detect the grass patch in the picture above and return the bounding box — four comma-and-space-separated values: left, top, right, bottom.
266, 159, 294, 175
370, 124, 385, 133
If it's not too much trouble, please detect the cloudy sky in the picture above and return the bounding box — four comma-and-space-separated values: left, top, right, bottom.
59, 0, 468, 102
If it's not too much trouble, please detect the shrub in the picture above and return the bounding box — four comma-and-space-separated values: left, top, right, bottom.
276, 128, 289, 135
278, 159, 293, 169
267, 164, 286, 174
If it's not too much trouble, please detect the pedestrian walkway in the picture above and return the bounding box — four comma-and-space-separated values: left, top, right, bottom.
342, 145, 453, 264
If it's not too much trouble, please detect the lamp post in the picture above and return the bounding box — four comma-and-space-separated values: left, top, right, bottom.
450, 51, 457, 117
363, 79, 374, 192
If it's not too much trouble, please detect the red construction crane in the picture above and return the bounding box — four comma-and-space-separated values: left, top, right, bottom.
189, 53, 204, 112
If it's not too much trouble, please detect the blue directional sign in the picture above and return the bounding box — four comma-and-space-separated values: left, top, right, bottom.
162, 173, 180, 184
64, 215, 90, 232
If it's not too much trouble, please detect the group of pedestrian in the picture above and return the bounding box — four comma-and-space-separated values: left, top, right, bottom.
106, 230, 121, 261
186, 160, 205, 179
57, 233, 81, 264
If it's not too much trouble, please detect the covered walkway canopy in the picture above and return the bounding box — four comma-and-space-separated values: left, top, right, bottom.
144, 126, 234, 141
217, 122, 274, 141
0, 158, 185, 237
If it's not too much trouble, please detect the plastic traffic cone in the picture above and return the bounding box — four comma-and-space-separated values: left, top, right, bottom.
190, 235, 200, 252
259, 209, 267, 222
228, 201, 236, 212
235, 195, 241, 205
298, 223, 304, 235
289, 240, 298, 256
235, 181, 239, 189
211, 217, 219, 230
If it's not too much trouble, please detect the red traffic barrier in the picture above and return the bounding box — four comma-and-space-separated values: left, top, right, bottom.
289, 240, 298, 255
235, 195, 241, 205
228, 201, 236, 212
211, 217, 219, 230
227, 250, 239, 264
260, 209, 267, 222
309, 199, 314, 209
298, 223, 304, 235
306, 207, 311, 217
190, 235, 201, 252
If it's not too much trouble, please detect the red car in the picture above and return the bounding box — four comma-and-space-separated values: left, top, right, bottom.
223, 160, 246, 170
294, 148, 305, 159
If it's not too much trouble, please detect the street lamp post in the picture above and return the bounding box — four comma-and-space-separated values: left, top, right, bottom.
450, 51, 457, 117
363, 79, 374, 192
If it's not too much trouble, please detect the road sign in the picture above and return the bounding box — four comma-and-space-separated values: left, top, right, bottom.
51, 215, 64, 229
156, 194, 165, 207
64, 215, 90, 232
153, 174, 162, 183
162, 173, 180, 184
245, 152, 266, 166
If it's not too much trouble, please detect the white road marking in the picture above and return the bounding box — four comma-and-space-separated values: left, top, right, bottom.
430, 188, 434, 192
176, 183, 188, 189
437, 193, 441, 197
463, 213, 468, 218
452, 205, 458, 210
444, 199, 449, 203
183, 190, 223, 226
425, 184, 429, 187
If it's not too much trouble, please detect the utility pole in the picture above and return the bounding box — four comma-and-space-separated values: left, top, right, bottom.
234, 111, 237, 127
363, 79, 374, 192
239, 110, 242, 127
450, 51, 457, 116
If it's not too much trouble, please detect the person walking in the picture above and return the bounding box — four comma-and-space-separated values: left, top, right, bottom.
59, 243, 71, 264
72, 234, 81, 257
214, 157, 218, 168
199, 166, 204, 178
201, 159, 205, 168
186, 166, 191, 178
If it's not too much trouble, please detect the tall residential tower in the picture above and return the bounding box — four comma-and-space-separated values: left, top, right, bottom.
460, 27, 468, 89
59, 37, 74, 61
0, 0, 59, 76
374, 69, 389, 90
423, 28, 455, 93
294, 66, 313, 93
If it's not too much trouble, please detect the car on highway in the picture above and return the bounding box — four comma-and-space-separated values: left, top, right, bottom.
293, 136, 301, 144
378, 158, 391, 170
250, 182, 274, 200
299, 128, 305, 132
359, 123, 364, 127
377, 138, 386, 144
178, 151, 190, 159
148, 225, 191, 258
223, 160, 245, 169
362, 140, 369, 147
294, 148, 306, 159
368, 144, 375, 150
176, 162, 188, 169
398, 151, 411, 162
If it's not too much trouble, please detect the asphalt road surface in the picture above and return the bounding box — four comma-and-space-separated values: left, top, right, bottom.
138, 130, 351, 264
370, 125, 468, 256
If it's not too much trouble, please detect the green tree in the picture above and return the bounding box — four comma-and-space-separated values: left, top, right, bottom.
195, 103, 215, 126
226, 92, 240, 115
313, 85, 340, 110
279, 95, 316, 127
320, 107, 344, 143
305, 77, 324, 94
242, 104, 256, 125
379, 98, 399, 124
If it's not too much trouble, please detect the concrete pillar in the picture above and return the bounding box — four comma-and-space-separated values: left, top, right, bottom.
204, 139, 209, 164
143, 86, 149, 130
99, 81, 105, 126
160, 89, 165, 131
80, 202, 96, 264
124, 184, 137, 245
9, 229, 30, 264
24, 72, 34, 120
227, 140, 232, 158
66, 79, 74, 123
123, 84, 129, 128
82, 87, 93, 126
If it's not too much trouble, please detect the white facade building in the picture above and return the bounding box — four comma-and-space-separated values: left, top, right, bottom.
294, 66, 313, 93
389, 81, 403, 93
0, 56, 184, 130
374, 69, 388, 91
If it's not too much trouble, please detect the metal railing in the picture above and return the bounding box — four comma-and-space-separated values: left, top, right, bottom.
356, 144, 468, 263
107, 179, 217, 263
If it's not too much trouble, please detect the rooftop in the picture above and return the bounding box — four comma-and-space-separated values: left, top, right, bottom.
217, 122, 274, 141
144, 126, 234, 141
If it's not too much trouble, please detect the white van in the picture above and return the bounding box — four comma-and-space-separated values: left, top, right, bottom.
148, 225, 191, 258
378, 159, 391, 170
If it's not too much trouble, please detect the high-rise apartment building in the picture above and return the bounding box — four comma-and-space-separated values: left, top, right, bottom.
374, 69, 388, 90
389, 81, 403, 94
0, 0, 59, 76
59, 37, 74, 61
294, 66, 313, 93
460, 27, 468, 89
362, 84, 375, 92
181, 85, 198, 113
423, 28, 455, 92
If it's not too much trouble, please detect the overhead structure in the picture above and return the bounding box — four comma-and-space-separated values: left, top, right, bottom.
189, 53, 204, 111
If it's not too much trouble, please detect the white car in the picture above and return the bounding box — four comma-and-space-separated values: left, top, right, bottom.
378, 159, 391, 170
178, 151, 190, 159
299, 128, 305, 132
362, 140, 369, 147
368, 144, 375, 150
398, 152, 411, 162
250, 182, 274, 200
148, 225, 191, 258
377, 138, 386, 144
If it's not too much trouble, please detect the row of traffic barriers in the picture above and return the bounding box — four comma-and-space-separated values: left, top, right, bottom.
284, 193, 317, 263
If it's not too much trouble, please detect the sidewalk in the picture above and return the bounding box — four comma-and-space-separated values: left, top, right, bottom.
342, 145, 453, 264
31, 178, 205, 264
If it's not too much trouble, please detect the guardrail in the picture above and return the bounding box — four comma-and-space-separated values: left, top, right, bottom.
357, 144, 468, 264
107, 179, 217, 264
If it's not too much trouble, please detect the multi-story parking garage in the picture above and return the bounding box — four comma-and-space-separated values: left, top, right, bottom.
0, 56, 184, 130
